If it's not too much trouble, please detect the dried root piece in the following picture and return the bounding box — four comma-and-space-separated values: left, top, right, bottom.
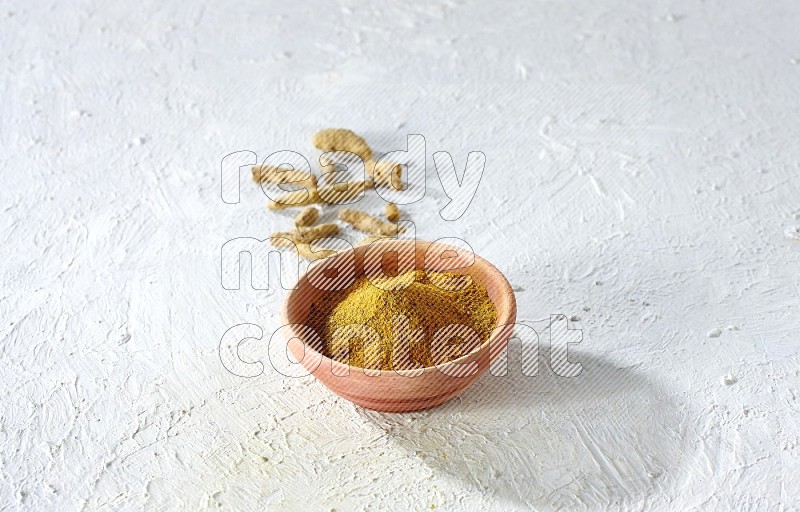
252, 165, 315, 185
355, 235, 390, 247
267, 180, 370, 210
312, 128, 372, 161
294, 206, 319, 228
385, 203, 400, 222
270, 223, 339, 247
296, 243, 339, 261
266, 186, 320, 210
366, 160, 405, 190
318, 152, 403, 190
338, 209, 406, 236
318, 154, 366, 185
317, 180, 371, 204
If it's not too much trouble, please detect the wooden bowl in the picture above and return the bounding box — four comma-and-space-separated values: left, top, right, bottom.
281, 239, 516, 412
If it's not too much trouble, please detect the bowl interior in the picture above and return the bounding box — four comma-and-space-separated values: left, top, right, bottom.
282, 239, 516, 368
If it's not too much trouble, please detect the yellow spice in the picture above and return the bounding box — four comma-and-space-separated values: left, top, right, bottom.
305, 269, 497, 371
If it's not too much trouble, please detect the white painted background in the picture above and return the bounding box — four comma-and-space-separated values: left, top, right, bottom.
2, 1, 799, 510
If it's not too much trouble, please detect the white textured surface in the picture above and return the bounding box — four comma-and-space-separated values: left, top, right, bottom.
2, 1, 800, 510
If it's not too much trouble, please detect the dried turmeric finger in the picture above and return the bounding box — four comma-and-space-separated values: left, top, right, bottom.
252, 165, 315, 185
270, 223, 339, 247
312, 128, 372, 161
318, 155, 402, 189
266, 179, 369, 210
317, 180, 371, 204
294, 206, 319, 228
266, 186, 320, 210
318, 153, 364, 184
385, 203, 400, 222
355, 235, 390, 247
338, 209, 406, 236
296, 243, 339, 261
366, 160, 405, 190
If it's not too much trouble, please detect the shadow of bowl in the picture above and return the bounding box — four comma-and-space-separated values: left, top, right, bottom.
358, 347, 693, 509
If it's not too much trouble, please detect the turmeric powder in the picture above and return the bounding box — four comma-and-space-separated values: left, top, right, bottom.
305, 269, 497, 371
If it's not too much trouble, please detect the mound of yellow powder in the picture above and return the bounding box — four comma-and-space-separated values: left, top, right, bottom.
305, 270, 497, 371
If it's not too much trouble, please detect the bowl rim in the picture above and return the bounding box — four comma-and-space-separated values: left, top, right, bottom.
280, 239, 517, 377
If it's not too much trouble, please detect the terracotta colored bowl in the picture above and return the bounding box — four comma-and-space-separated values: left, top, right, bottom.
281, 239, 516, 412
